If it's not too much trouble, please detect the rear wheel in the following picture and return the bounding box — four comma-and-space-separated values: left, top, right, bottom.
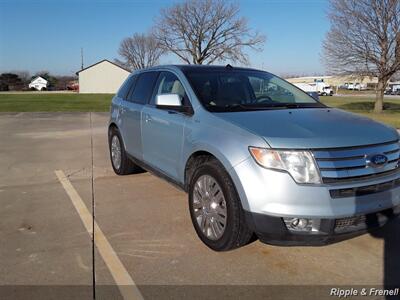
108, 126, 142, 175
188, 158, 253, 251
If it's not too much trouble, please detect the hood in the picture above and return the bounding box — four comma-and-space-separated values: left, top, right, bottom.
215, 108, 399, 149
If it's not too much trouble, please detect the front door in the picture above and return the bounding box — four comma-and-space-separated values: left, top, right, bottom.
141, 71, 190, 181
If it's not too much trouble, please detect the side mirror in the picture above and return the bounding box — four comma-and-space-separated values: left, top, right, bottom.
155, 94, 182, 107
155, 94, 194, 115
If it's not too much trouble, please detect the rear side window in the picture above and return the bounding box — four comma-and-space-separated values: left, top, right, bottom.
117, 75, 136, 100
127, 71, 159, 104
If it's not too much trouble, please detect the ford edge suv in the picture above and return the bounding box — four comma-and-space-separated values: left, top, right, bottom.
108, 65, 400, 251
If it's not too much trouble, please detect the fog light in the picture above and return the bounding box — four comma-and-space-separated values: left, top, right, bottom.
284, 217, 314, 232
292, 218, 308, 229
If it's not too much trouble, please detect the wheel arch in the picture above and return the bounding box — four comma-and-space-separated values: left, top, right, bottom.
108, 122, 118, 139
184, 151, 218, 191
184, 149, 236, 193
183, 147, 252, 213
108, 122, 118, 130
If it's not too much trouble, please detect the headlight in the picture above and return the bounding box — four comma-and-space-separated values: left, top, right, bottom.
249, 147, 321, 184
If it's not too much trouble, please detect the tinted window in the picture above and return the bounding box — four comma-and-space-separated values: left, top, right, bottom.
151, 72, 187, 105
117, 75, 136, 99
185, 70, 324, 112
128, 71, 159, 104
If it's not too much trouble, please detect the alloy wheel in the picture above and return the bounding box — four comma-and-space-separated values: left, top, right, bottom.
192, 175, 227, 240
111, 135, 122, 170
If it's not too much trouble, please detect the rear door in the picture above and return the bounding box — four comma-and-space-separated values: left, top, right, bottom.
116, 74, 136, 149
141, 71, 191, 181
120, 71, 159, 160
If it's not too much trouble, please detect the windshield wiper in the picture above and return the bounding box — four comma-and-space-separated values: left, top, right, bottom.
224, 104, 274, 111
265, 103, 301, 109
207, 102, 324, 112
268, 103, 326, 109
209, 103, 301, 112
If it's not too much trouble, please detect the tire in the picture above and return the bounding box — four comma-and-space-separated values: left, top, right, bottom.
188, 157, 253, 251
108, 126, 142, 175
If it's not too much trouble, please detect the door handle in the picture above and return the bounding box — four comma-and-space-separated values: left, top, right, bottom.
145, 115, 151, 123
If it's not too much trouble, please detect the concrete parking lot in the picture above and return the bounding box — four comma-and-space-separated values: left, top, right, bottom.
0, 112, 399, 300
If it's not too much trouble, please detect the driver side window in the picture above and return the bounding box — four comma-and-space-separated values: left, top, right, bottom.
151, 72, 187, 105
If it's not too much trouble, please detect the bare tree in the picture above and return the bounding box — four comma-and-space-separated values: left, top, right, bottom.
13, 71, 30, 84
116, 33, 165, 71
153, 0, 265, 65
392, 71, 400, 81
323, 0, 400, 113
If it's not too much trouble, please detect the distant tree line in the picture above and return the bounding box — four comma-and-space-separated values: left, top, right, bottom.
0, 71, 76, 91
0, 73, 23, 91
115, 0, 266, 70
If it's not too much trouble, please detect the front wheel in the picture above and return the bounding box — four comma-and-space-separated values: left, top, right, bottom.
188, 158, 253, 251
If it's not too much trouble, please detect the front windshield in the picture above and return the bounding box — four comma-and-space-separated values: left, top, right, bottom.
185, 70, 325, 112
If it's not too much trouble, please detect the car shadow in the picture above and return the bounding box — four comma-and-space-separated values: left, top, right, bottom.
365, 199, 400, 299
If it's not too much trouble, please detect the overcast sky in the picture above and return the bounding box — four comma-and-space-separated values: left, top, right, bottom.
0, 0, 330, 76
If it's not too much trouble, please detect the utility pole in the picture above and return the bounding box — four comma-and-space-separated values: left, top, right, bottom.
81, 48, 84, 70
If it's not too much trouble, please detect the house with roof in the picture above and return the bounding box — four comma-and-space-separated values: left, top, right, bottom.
76, 59, 131, 93
29, 76, 48, 91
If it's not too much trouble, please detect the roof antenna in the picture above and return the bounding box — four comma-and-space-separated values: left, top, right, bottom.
225, 64, 233, 69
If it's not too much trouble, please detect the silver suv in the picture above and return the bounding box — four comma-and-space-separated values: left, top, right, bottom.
109, 65, 400, 251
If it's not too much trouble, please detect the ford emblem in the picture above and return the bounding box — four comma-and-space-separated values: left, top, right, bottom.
367, 154, 388, 168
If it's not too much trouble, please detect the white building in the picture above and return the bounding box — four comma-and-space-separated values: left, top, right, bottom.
29, 76, 48, 91
76, 59, 131, 93
388, 81, 400, 92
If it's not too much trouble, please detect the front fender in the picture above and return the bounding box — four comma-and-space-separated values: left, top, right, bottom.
179, 111, 267, 203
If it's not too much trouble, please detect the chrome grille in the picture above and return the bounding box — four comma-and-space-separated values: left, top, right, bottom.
329, 178, 400, 198
335, 215, 367, 230
313, 141, 400, 183
334, 205, 400, 233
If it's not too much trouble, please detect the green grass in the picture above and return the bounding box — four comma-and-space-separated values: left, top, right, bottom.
0, 93, 399, 128
334, 89, 373, 95
320, 96, 400, 128
0, 93, 113, 112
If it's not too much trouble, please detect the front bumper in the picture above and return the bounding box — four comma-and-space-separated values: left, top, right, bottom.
230, 157, 400, 218
245, 205, 400, 246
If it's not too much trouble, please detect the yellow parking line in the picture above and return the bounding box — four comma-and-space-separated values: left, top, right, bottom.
55, 170, 144, 300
